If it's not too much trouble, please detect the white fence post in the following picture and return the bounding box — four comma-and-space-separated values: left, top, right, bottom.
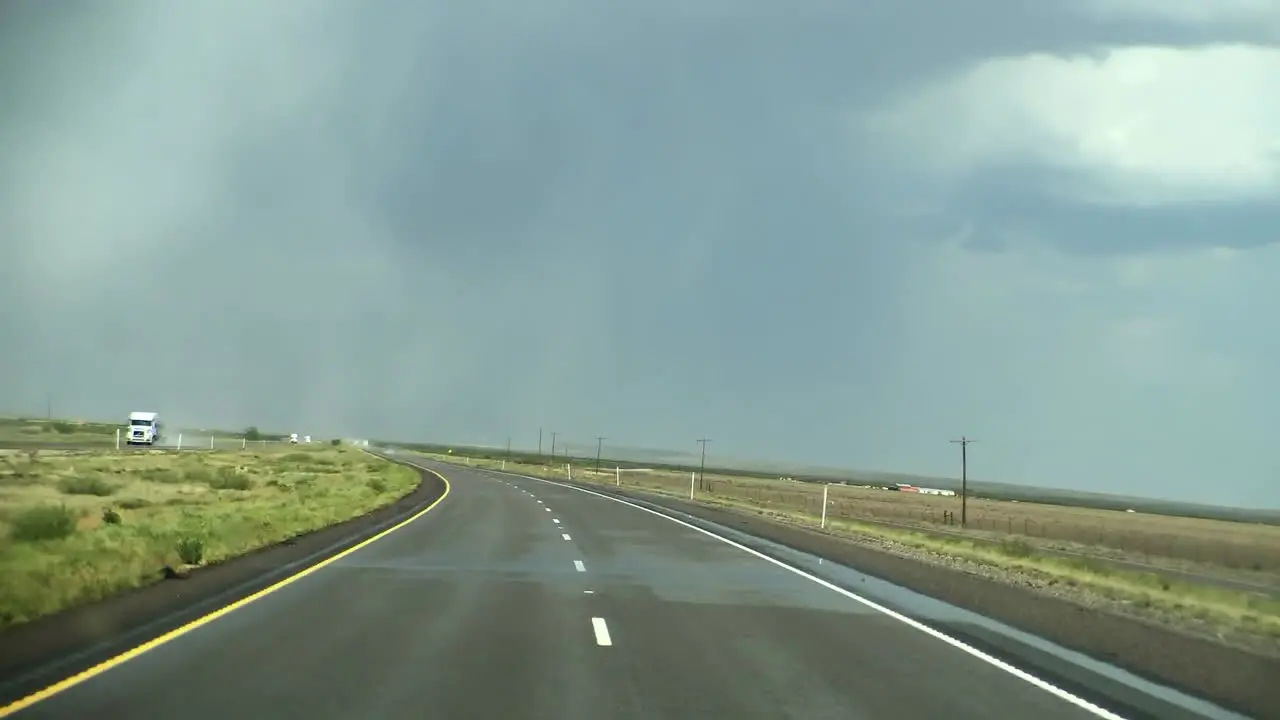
567, 463, 572, 480
689, 471, 695, 499
115, 428, 120, 450
821, 484, 829, 529
242, 437, 246, 450
177, 433, 183, 450
210, 435, 214, 450
615, 466, 620, 486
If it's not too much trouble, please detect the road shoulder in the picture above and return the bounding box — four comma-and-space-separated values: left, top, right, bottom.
0, 452, 446, 708
550, 478, 1280, 720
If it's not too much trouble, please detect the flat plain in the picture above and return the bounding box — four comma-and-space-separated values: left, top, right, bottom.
434, 454, 1280, 657
0, 445, 418, 629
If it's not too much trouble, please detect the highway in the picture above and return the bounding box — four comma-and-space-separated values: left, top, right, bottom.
2, 458, 1239, 719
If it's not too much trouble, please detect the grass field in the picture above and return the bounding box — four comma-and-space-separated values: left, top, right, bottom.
0, 416, 291, 448
0, 417, 117, 447
553, 462, 1280, 575
444, 457, 1280, 573
0, 445, 419, 629
432, 454, 1280, 653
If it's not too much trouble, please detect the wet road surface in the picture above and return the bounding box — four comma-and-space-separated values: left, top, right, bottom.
3, 459, 1242, 719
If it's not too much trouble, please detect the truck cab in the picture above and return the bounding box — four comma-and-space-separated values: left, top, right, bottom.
126, 411, 162, 446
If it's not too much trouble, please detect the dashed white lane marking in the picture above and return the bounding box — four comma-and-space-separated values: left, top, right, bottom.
574, 560, 586, 572
584, 590, 594, 594
498, 469, 1127, 720
537, 500, 543, 504
591, 617, 612, 646
553, 518, 561, 524
562, 533, 572, 541
545, 507, 551, 512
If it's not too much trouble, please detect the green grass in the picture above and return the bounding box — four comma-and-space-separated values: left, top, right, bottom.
0, 417, 118, 446
432, 453, 1280, 643
0, 445, 419, 629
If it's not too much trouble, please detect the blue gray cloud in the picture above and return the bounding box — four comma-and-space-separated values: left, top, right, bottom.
2, 0, 1277, 506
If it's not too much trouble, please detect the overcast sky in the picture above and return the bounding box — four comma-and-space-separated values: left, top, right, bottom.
2, 1, 1277, 506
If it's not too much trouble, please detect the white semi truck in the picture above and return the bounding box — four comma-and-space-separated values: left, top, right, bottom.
126, 411, 163, 446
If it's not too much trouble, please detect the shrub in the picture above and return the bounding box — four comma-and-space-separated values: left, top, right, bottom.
58, 475, 117, 496
176, 536, 205, 565
139, 467, 184, 484
117, 497, 151, 509
998, 537, 1036, 559
330, 438, 341, 446
102, 508, 122, 525
10, 504, 77, 542
244, 426, 262, 441
207, 468, 252, 491
51, 422, 76, 435
368, 477, 388, 494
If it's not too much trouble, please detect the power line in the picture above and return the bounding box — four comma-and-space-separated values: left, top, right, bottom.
696, 438, 712, 491
949, 436, 977, 527
595, 436, 607, 473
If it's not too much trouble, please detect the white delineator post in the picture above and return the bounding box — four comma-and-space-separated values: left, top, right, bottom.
615, 466, 620, 486
210, 436, 214, 450
821, 484, 829, 529
115, 428, 121, 450
242, 437, 246, 450
501, 459, 506, 470
177, 433, 183, 450
689, 471, 695, 499
567, 463, 572, 480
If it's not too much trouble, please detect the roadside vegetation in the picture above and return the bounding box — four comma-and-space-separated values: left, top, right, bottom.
427, 453, 1280, 656
0, 417, 118, 447
0, 445, 418, 628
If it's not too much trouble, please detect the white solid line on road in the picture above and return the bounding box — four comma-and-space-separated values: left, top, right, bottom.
574, 560, 586, 572
562, 533, 572, 541
553, 518, 561, 524
490, 468, 1128, 720
591, 617, 612, 646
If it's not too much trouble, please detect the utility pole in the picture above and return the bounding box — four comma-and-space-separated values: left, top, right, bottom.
696, 438, 712, 491
595, 436, 607, 473
46, 393, 51, 420
949, 436, 976, 527
550, 432, 558, 464
506, 436, 511, 463
538, 428, 543, 459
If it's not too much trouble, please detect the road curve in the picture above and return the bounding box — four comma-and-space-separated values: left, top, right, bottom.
2, 458, 1240, 719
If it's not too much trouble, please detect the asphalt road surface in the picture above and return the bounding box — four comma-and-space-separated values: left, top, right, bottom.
3, 459, 1240, 720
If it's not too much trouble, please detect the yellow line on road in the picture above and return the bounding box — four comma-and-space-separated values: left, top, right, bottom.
0, 463, 451, 718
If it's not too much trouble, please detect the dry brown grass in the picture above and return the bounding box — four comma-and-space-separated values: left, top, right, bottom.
674, 472, 1279, 571
444, 457, 1280, 576
429, 455, 1280, 651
